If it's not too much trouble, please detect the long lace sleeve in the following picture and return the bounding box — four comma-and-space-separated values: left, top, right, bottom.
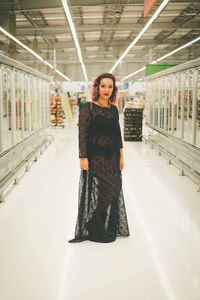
115, 105, 123, 148
79, 102, 91, 158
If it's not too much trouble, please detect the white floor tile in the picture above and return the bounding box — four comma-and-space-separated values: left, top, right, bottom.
0, 119, 200, 300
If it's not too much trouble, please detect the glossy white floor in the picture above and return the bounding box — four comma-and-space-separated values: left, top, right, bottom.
0, 115, 200, 300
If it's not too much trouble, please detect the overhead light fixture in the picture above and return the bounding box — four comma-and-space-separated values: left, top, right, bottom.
156, 36, 200, 62
43, 60, 53, 69
0, 26, 72, 81
62, 0, 88, 81
109, 0, 170, 73
0, 26, 51, 65
122, 35, 200, 81
122, 67, 146, 81
56, 69, 70, 81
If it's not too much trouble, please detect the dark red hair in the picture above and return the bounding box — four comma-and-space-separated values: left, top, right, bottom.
92, 73, 118, 103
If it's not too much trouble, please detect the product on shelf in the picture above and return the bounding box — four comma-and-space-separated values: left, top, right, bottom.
50, 91, 65, 128
123, 102, 143, 141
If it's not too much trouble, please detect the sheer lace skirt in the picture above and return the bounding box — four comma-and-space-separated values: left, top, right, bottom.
69, 154, 130, 243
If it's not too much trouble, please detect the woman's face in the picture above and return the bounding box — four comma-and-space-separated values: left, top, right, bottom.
99, 78, 114, 101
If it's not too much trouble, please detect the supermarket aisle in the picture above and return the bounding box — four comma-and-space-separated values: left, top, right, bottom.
0, 118, 200, 300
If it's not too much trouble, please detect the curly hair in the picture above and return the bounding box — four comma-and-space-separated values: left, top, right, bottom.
92, 73, 118, 103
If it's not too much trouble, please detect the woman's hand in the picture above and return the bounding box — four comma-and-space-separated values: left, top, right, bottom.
80, 158, 89, 170
119, 148, 124, 171
120, 157, 124, 171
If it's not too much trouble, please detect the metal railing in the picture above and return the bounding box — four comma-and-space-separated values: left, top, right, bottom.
143, 129, 200, 192
0, 127, 54, 202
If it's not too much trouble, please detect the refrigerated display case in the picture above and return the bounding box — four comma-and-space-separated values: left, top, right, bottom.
146, 58, 200, 149
0, 53, 51, 154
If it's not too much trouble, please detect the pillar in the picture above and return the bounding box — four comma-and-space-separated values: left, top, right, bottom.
33, 35, 38, 69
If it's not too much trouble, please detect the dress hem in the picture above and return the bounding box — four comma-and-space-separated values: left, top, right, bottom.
68, 234, 130, 244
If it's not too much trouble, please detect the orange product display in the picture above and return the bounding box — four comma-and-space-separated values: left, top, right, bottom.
50, 93, 65, 128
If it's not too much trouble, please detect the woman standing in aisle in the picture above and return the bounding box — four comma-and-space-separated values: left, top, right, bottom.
69, 73, 130, 243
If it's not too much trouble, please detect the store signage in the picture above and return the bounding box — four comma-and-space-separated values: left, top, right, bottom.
124, 82, 129, 90
144, 0, 158, 17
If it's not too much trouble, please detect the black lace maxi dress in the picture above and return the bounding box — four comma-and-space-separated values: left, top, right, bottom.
69, 101, 130, 243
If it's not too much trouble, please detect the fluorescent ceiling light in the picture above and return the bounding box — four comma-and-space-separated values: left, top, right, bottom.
156, 36, 200, 62
43, 60, 54, 69
109, 0, 170, 73
122, 35, 200, 81
62, 0, 88, 81
122, 67, 146, 81
0, 26, 49, 64
56, 69, 70, 81
0, 26, 72, 81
